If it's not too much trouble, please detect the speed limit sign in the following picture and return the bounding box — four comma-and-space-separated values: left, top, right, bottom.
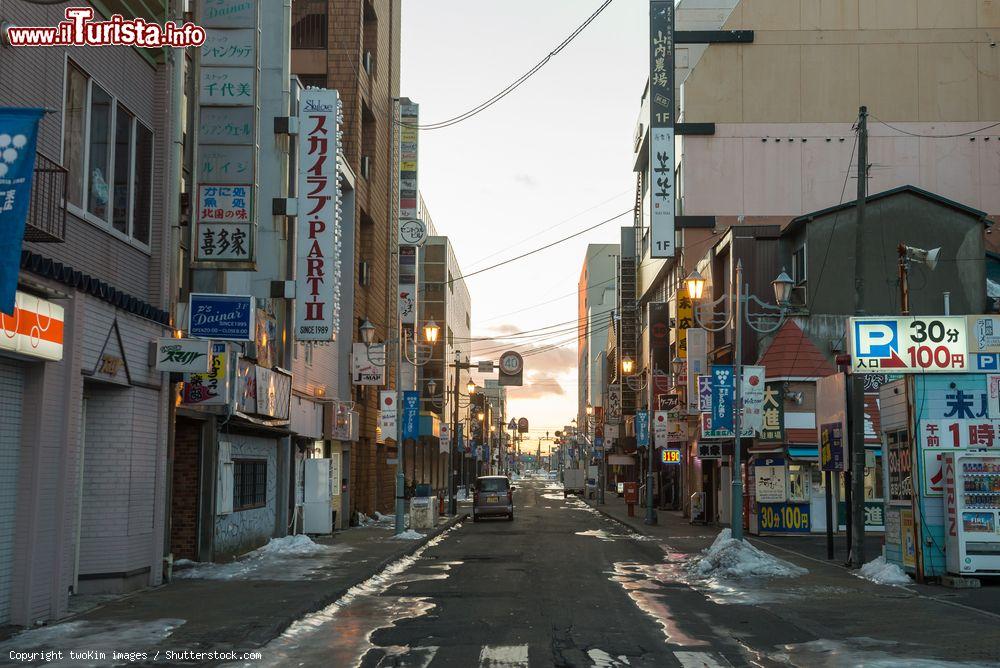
498, 350, 524, 386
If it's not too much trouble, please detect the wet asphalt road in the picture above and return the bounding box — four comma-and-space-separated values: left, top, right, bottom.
247, 477, 800, 667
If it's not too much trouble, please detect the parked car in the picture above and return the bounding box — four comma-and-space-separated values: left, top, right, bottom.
472, 475, 515, 521
547, 470, 559, 480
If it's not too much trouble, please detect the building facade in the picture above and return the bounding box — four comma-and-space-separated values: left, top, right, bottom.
577, 243, 618, 433
291, 0, 402, 517
0, 1, 178, 626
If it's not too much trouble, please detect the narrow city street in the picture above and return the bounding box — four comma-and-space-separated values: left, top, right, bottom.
222, 477, 999, 668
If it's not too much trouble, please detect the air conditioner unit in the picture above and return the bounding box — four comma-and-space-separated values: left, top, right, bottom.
361, 155, 371, 179
363, 50, 373, 74
790, 285, 807, 306
359, 260, 370, 286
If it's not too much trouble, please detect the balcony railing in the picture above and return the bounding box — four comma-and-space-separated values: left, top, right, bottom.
292, 0, 328, 49
24, 151, 67, 243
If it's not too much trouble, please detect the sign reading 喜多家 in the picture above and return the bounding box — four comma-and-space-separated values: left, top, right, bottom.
295, 88, 342, 342
189, 293, 255, 341
849, 316, 969, 373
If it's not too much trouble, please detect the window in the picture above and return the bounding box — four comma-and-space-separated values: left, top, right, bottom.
792, 245, 806, 285
788, 464, 810, 502
865, 452, 884, 501
62, 61, 154, 246
233, 459, 268, 510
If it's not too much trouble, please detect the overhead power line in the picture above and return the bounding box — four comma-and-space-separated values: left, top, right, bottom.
405, 0, 615, 130
870, 115, 1000, 139
442, 209, 631, 288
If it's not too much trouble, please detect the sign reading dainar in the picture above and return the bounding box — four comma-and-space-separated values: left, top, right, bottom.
649, 1, 675, 258
296, 89, 341, 341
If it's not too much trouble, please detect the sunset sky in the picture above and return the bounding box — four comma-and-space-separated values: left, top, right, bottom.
401, 0, 646, 447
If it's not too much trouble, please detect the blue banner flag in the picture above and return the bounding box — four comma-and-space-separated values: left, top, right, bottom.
456, 424, 465, 452
402, 391, 420, 440
711, 365, 735, 432
635, 409, 650, 447
0, 108, 45, 315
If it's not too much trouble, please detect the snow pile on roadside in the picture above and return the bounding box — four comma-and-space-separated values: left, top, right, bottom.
256, 534, 332, 556
456, 488, 468, 501
391, 529, 426, 540
690, 530, 807, 579
172, 534, 348, 580
855, 556, 911, 586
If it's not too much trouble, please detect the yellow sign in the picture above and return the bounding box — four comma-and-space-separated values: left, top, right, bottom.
901, 509, 917, 568
677, 294, 693, 358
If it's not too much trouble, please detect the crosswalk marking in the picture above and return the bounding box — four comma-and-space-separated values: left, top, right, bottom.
479, 644, 529, 667
673, 651, 729, 668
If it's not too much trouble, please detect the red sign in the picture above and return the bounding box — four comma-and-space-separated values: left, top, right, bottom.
624, 482, 639, 505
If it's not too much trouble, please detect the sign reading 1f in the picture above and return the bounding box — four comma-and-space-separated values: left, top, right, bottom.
649, 1, 675, 258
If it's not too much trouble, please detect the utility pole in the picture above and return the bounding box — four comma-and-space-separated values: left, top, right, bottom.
449, 350, 461, 516
731, 261, 745, 541
848, 106, 869, 568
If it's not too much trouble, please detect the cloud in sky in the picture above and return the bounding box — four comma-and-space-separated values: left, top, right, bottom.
510, 372, 565, 399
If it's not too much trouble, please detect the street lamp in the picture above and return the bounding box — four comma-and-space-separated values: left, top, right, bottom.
467, 380, 475, 394
685, 269, 706, 301
689, 260, 790, 541
359, 319, 376, 346
621, 356, 635, 375
422, 320, 440, 344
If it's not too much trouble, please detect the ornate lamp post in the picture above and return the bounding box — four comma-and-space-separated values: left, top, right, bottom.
360, 318, 439, 535
684, 262, 792, 540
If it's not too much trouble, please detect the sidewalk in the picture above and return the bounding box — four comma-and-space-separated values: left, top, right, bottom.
0, 513, 466, 660
585, 494, 1000, 665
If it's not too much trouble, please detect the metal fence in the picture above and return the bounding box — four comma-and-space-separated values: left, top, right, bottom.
24, 151, 67, 243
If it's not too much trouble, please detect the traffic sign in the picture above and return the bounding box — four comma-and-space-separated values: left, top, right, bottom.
849, 316, 969, 373
508, 419, 517, 430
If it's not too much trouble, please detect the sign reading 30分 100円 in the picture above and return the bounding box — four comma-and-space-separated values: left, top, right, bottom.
849, 317, 969, 373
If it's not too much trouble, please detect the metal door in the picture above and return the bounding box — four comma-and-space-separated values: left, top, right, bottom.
303, 458, 333, 534
0, 358, 25, 624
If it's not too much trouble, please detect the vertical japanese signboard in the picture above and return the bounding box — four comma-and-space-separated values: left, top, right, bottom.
399, 102, 419, 220
648, 1, 675, 258
295, 89, 342, 341
398, 246, 417, 325
759, 382, 785, 442
649, 302, 671, 408
676, 293, 693, 358
686, 328, 707, 414
195, 0, 258, 267
711, 366, 734, 432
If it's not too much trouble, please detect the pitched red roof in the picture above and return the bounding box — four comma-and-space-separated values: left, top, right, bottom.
758, 320, 837, 379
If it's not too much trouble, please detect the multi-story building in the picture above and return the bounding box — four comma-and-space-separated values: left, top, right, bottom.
624, 0, 1000, 522
416, 216, 473, 494
577, 244, 618, 432
0, 1, 179, 625
291, 0, 402, 517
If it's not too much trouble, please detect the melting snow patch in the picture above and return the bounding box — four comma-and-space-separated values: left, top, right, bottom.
587, 648, 631, 666
856, 556, 912, 586
391, 529, 426, 540
0, 619, 185, 666
690, 530, 807, 579
173, 534, 349, 580
256, 534, 334, 556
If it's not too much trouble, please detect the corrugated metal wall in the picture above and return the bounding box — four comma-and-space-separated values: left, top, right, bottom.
0, 358, 25, 624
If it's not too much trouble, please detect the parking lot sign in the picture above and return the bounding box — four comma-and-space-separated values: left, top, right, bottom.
849, 316, 969, 373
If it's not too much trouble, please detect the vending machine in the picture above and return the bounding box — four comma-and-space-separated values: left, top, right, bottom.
944, 453, 1000, 575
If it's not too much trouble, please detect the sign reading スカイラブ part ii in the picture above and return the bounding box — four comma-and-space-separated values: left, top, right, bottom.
295, 88, 342, 342
849, 317, 969, 373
